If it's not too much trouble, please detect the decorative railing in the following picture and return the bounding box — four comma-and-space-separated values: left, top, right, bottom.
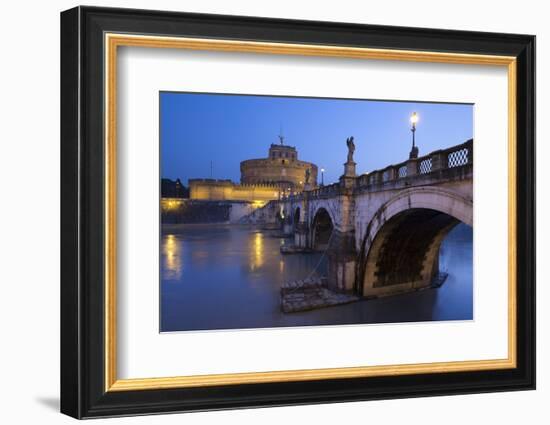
308, 182, 341, 198
419, 157, 432, 174
398, 163, 408, 178
285, 140, 472, 202
447, 146, 470, 168
287, 182, 341, 201
357, 139, 472, 189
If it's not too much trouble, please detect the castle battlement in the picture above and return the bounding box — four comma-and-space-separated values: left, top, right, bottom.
240, 142, 317, 189
189, 140, 318, 202
189, 178, 233, 185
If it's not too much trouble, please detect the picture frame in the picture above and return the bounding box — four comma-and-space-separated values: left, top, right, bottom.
60, 5, 535, 419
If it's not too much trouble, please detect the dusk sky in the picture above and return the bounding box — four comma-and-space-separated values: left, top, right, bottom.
160, 92, 473, 186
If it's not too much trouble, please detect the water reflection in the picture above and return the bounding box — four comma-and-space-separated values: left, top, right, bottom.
160, 223, 472, 332
162, 234, 182, 281
250, 232, 264, 271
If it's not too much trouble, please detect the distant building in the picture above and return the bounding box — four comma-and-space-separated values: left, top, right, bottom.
161, 178, 188, 198
189, 142, 318, 202
241, 143, 318, 190
188, 179, 281, 202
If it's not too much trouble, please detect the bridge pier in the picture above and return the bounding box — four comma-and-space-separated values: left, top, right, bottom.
324, 182, 357, 292
326, 230, 357, 292
294, 222, 308, 248
282, 215, 294, 236
294, 199, 309, 248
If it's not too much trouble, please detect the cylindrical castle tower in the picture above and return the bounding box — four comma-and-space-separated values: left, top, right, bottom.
240, 144, 318, 192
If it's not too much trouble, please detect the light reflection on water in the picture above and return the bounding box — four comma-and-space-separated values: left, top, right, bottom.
250, 232, 264, 271
160, 223, 473, 332
162, 234, 182, 281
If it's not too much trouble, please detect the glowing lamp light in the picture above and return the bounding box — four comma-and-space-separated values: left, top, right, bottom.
409, 112, 419, 157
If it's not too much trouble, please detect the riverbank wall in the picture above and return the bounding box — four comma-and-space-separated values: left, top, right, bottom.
161, 198, 264, 224
238, 200, 281, 225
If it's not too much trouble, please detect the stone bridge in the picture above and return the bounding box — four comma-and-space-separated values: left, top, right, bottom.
275, 139, 473, 298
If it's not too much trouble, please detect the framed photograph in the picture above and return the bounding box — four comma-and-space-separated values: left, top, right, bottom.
60, 6, 535, 419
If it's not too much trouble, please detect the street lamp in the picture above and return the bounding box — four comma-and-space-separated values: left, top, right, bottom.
409, 112, 419, 159
321, 168, 325, 186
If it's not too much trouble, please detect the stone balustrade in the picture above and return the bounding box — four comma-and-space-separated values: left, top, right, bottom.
357, 139, 473, 189
289, 140, 473, 201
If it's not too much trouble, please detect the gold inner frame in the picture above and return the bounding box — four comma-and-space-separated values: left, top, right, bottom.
104, 33, 517, 392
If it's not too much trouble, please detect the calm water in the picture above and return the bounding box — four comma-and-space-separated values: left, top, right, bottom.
160, 223, 473, 332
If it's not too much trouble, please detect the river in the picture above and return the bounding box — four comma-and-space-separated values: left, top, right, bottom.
160, 223, 473, 332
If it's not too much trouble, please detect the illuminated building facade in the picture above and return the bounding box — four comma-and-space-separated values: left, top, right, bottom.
189, 142, 318, 202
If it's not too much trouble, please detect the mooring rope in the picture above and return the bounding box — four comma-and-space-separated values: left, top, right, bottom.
285, 228, 335, 294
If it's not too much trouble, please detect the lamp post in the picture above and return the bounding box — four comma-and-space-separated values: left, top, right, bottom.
409, 112, 419, 159
321, 168, 325, 186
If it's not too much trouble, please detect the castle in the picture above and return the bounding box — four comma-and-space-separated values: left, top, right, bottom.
189, 140, 318, 202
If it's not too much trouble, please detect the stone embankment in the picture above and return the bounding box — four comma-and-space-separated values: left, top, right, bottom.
281, 277, 360, 313
238, 200, 280, 225
161, 199, 264, 224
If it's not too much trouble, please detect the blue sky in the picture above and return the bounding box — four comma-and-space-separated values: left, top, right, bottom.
160, 92, 473, 186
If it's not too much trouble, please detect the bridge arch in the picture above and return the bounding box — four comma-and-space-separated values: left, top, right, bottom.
358, 187, 472, 297
309, 202, 337, 229
311, 207, 334, 251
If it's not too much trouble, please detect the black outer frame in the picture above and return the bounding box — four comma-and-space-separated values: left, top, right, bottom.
60, 6, 535, 419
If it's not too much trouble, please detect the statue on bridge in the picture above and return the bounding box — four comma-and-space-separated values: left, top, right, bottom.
305, 167, 311, 185
342, 136, 357, 180
346, 136, 355, 163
